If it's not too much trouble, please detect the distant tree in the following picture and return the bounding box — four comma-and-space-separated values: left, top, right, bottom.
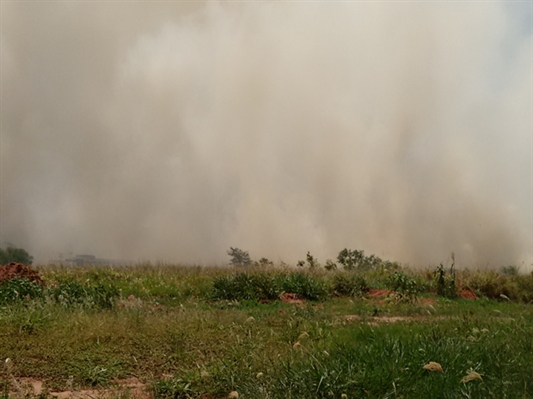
227, 247, 252, 266
324, 259, 337, 271
255, 257, 274, 267
0, 246, 33, 265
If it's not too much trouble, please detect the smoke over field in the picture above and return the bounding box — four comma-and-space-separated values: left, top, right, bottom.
1, 2, 531, 267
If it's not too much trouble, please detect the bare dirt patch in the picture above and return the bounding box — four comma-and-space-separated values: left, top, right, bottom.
460, 288, 478, 300
342, 314, 447, 326
0, 262, 43, 285
280, 292, 305, 306
367, 289, 392, 298
12, 377, 149, 399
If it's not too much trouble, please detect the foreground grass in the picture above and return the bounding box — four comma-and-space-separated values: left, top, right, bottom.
0, 264, 532, 398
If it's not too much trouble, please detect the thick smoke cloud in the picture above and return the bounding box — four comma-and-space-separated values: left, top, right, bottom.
1, 2, 531, 267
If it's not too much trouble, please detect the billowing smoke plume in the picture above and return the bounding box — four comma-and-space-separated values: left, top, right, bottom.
1, 2, 531, 267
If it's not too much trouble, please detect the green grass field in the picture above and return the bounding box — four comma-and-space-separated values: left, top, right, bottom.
1, 263, 532, 399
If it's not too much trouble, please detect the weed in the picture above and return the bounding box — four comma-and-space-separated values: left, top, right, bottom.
48, 280, 118, 309
387, 272, 420, 303
435, 261, 457, 299
279, 272, 329, 301
0, 278, 43, 305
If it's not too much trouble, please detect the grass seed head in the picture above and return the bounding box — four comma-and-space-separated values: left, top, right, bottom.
423, 361, 444, 373
461, 370, 483, 383
228, 391, 239, 399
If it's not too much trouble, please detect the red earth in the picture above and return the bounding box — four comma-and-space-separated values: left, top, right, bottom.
0, 262, 43, 285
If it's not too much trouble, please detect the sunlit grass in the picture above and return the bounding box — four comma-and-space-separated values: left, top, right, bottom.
1, 263, 532, 398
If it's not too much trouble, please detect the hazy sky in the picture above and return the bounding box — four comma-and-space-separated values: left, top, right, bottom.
1, 1, 531, 268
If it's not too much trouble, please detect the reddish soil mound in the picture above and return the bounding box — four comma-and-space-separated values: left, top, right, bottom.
460, 288, 478, 300
0, 262, 43, 285
280, 292, 305, 305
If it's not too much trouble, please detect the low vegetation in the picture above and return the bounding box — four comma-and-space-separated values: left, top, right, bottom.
0, 249, 532, 398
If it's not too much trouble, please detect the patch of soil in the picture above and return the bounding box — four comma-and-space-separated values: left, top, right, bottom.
13, 377, 148, 399
460, 288, 478, 300
280, 292, 305, 306
420, 297, 438, 305
342, 314, 446, 326
367, 289, 392, 298
0, 262, 43, 285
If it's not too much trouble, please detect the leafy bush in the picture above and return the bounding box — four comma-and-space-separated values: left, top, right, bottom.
49, 280, 119, 309
386, 272, 420, 303
463, 271, 533, 303
500, 265, 519, 276
212, 272, 278, 301
324, 259, 337, 271
278, 272, 329, 301
254, 257, 273, 267
0, 278, 43, 304
0, 247, 33, 265
212, 271, 329, 302
336, 248, 387, 271
434, 263, 457, 299
332, 273, 369, 297
463, 271, 511, 300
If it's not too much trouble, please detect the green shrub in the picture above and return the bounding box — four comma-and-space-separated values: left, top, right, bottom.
211, 271, 329, 302
500, 265, 520, 276
0, 247, 33, 265
511, 273, 533, 303
49, 280, 118, 309
386, 272, 420, 303
434, 263, 457, 299
336, 248, 391, 271
332, 273, 369, 297
212, 272, 278, 301
463, 271, 511, 300
278, 272, 329, 301
0, 278, 43, 304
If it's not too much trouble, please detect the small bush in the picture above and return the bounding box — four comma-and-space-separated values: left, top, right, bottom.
0, 278, 43, 304
463, 271, 533, 303
324, 259, 337, 271
332, 273, 369, 297
211, 271, 329, 302
336, 248, 389, 271
212, 273, 278, 301
0, 247, 33, 265
49, 280, 119, 309
279, 272, 329, 301
386, 272, 420, 303
434, 263, 457, 299
500, 265, 519, 276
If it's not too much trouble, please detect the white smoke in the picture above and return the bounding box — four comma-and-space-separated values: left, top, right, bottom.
1, 2, 531, 268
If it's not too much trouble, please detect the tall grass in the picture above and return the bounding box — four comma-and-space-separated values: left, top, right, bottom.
1, 262, 533, 398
